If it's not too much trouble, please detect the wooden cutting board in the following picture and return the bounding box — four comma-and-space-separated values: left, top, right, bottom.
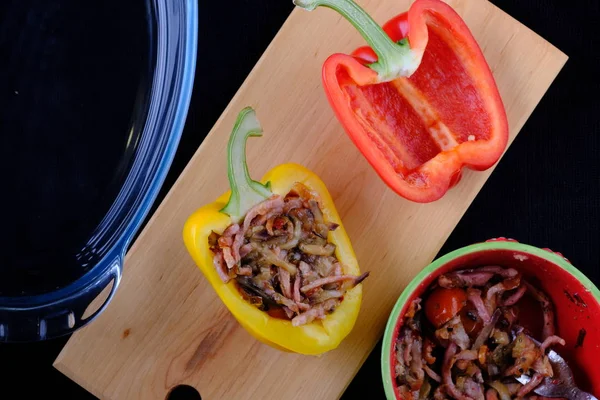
54, 0, 567, 398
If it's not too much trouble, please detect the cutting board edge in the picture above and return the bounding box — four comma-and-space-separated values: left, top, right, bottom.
54, 356, 106, 400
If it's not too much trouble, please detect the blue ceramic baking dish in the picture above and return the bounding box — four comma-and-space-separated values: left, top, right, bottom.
0, 0, 197, 341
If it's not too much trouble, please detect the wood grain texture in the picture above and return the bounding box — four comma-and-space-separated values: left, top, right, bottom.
54, 0, 567, 399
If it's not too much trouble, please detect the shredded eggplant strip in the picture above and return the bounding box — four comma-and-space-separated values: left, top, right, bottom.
472, 309, 501, 351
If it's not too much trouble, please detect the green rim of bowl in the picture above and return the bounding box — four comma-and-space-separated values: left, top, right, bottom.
380, 240, 600, 400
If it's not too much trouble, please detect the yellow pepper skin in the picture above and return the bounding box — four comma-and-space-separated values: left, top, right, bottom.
183, 162, 363, 355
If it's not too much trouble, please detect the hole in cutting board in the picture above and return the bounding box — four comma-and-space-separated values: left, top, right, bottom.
167, 385, 202, 400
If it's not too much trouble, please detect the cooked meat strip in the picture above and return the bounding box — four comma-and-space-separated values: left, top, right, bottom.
540, 335, 566, 352
291, 298, 338, 326
487, 276, 520, 303
333, 262, 343, 276
222, 247, 237, 270
467, 288, 491, 324
472, 309, 501, 351
443, 343, 473, 400
455, 349, 478, 361
424, 364, 442, 383
282, 306, 295, 319
501, 284, 527, 306
231, 228, 246, 263
283, 197, 303, 213
213, 252, 230, 283
242, 196, 284, 232
439, 271, 495, 288
238, 243, 253, 259
396, 332, 425, 392
477, 266, 518, 278
292, 274, 302, 303
219, 223, 239, 246
300, 272, 369, 293
517, 373, 544, 397
409, 338, 425, 390
394, 299, 427, 396
439, 266, 519, 290
279, 267, 292, 298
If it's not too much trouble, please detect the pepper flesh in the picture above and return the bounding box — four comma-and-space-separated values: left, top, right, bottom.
183, 108, 364, 355
295, 0, 509, 203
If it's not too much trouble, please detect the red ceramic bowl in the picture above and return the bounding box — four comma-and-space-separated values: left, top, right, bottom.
381, 238, 600, 399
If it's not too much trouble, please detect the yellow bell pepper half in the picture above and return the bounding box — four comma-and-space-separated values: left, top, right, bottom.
182, 107, 365, 355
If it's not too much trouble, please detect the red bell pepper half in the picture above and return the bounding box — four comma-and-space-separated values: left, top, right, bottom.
294, 0, 509, 203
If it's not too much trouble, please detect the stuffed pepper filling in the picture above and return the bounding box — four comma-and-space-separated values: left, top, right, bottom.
209, 181, 369, 327
394, 266, 566, 400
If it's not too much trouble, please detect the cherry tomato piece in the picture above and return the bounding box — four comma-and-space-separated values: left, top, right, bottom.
424, 287, 468, 328
459, 306, 484, 337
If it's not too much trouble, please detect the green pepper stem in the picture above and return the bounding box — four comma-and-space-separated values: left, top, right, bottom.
220, 107, 273, 223
294, 0, 419, 81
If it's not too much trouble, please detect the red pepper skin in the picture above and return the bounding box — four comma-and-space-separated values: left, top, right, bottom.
322, 0, 508, 203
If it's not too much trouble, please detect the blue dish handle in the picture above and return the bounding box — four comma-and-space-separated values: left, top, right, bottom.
0, 256, 121, 342
68, 256, 122, 333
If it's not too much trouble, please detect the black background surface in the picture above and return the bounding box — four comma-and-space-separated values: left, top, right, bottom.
0, 0, 598, 398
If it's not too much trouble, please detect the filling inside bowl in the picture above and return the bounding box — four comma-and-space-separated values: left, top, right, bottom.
394, 265, 566, 400
209, 182, 368, 326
